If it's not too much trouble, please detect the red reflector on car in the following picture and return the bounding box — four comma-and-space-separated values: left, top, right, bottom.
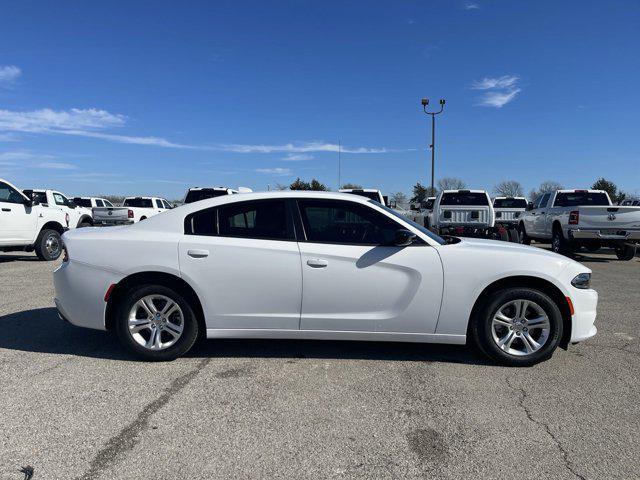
569, 211, 579, 225
104, 284, 116, 302
128, 209, 134, 219
566, 296, 575, 315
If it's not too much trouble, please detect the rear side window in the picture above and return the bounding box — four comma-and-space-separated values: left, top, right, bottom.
73, 198, 92, 207
95, 199, 104, 207
535, 193, 550, 209
297, 199, 400, 245
440, 192, 489, 206
185, 199, 291, 241
155, 199, 164, 209
554, 192, 610, 207
184, 189, 228, 204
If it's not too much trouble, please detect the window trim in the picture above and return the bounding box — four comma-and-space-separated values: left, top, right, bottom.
184, 198, 296, 242
0, 182, 27, 205
293, 198, 423, 246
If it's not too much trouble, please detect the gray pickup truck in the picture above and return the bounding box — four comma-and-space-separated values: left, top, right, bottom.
519, 189, 640, 260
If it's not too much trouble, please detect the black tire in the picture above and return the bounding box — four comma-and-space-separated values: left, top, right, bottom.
114, 284, 199, 361
615, 244, 636, 261
470, 288, 563, 367
507, 228, 520, 243
34, 229, 63, 261
78, 220, 93, 228
517, 223, 531, 245
551, 226, 572, 256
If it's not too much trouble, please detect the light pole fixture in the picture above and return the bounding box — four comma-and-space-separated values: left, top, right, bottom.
421, 98, 446, 196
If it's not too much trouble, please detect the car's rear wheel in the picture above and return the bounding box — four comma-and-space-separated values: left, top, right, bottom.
115, 284, 199, 361
517, 223, 531, 245
34, 229, 62, 261
470, 288, 563, 366
551, 226, 572, 256
615, 244, 636, 261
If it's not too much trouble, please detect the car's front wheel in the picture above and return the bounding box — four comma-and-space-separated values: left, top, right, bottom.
115, 284, 199, 361
615, 244, 636, 261
34, 229, 63, 261
470, 288, 563, 366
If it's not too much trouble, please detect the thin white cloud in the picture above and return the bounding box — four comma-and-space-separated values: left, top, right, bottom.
37, 161, 77, 170
471, 75, 519, 90
0, 108, 125, 132
282, 153, 314, 161
255, 167, 291, 176
218, 142, 388, 154
0, 65, 21, 85
464, 2, 480, 10
477, 89, 521, 108
471, 75, 521, 108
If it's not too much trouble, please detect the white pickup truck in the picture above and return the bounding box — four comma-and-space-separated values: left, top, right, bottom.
339, 188, 389, 206
0, 178, 69, 260
30, 189, 94, 228
92, 197, 173, 226
519, 189, 640, 260
493, 196, 528, 242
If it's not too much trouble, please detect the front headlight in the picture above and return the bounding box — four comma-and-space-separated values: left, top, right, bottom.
571, 273, 591, 289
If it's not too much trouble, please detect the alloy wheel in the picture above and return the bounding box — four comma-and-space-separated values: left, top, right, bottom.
491, 299, 550, 356
128, 295, 184, 350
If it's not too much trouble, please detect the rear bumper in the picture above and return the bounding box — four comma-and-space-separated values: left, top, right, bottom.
569, 228, 640, 241
95, 219, 134, 226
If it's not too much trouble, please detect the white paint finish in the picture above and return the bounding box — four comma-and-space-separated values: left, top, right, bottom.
53, 190, 598, 349
178, 236, 302, 330
298, 243, 443, 333
432, 190, 495, 229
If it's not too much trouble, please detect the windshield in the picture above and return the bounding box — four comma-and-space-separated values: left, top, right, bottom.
554, 192, 610, 207
441, 192, 489, 206
73, 198, 92, 207
184, 189, 229, 204
375, 201, 446, 245
343, 191, 381, 202
493, 198, 527, 208
123, 198, 153, 208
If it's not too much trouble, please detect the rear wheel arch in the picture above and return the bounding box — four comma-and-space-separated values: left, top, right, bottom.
105, 272, 206, 337
468, 275, 572, 349
77, 215, 93, 227
40, 221, 65, 235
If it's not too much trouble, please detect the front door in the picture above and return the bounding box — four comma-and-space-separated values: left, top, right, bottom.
295, 199, 443, 333
178, 198, 302, 330
0, 181, 38, 245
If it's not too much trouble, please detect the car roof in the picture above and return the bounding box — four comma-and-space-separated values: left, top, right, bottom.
493, 196, 526, 200
339, 188, 381, 192
441, 189, 488, 194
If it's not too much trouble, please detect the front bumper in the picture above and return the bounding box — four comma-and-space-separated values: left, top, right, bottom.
569, 287, 598, 343
569, 228, 640, 241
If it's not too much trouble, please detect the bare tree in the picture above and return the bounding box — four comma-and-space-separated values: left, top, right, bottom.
494, 180, 523, 197
390, 192, 408, 207
438, 177, 466, 191
529, 180, 563, 202
274, 183, 289, 191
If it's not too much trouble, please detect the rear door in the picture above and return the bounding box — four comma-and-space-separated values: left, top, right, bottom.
531, 193, 551, 237
295, 198, 443, 333
0, 181, 38, 244
179, 198, 302, 330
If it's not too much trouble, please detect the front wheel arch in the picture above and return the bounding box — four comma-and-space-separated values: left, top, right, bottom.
467, 276, 572, 350
105, 272, 206, 338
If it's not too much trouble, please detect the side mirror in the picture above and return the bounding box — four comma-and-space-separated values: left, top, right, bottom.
526, 202, 534, 211
394, 229, 416, 247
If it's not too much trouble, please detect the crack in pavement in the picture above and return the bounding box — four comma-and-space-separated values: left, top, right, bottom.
505, 377, 586, 480
75, 358, 211, 480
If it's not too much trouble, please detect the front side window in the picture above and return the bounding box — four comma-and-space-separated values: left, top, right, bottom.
0, 182, 25, 204
297, 199, 400, 245
185, 199, 291, 241
163, 200, 172, 209
54, 193, 68, 206
124, 198, 153, 208
155, 199, 164, 209
104, 200, 114, 207
536, 193, 550, 209
95, 199, 104, 207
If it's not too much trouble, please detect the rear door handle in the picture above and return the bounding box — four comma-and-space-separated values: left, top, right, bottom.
307, 258, 328, 268
187, 249, 209, 258
1, 208, 10, 212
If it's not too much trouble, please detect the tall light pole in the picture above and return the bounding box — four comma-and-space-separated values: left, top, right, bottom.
421, 98, 445, 195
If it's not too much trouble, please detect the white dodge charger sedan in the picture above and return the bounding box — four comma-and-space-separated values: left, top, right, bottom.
54, 191, 597, 366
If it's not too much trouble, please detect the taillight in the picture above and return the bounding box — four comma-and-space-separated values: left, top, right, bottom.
128, 209, 134, 219
569, 211, 579, 225
62, 245, 69, 262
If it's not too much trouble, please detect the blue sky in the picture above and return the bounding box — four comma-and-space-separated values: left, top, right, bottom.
1, 0, 639, 199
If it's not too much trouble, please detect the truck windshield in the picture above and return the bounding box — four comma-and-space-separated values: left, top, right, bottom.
184, 189, 228, 204
554, 192, 610, 207
493, 198, 527, 208
375, 202, 446, 245
73, 198, 92, 207
441, 192, 489, 206
123, 198, 153, 208
343, 191, 381, 202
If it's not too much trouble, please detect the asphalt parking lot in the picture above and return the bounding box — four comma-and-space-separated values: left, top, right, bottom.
1, 248, 638, 480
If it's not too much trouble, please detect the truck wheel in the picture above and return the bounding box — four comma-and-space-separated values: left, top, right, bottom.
34, 229, 63, 261
498, 229, 509, 242
551, 227, 572, 256
517, 224, 531, 245
78, 220, 92, 228
615, 244, 636, 261
508, 228, 520, 243
469, 288, 562, 366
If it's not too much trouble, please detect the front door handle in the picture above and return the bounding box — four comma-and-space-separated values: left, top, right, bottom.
1, 208, 10, 212
307, 258, 328, 268
187, 249, 209, 258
